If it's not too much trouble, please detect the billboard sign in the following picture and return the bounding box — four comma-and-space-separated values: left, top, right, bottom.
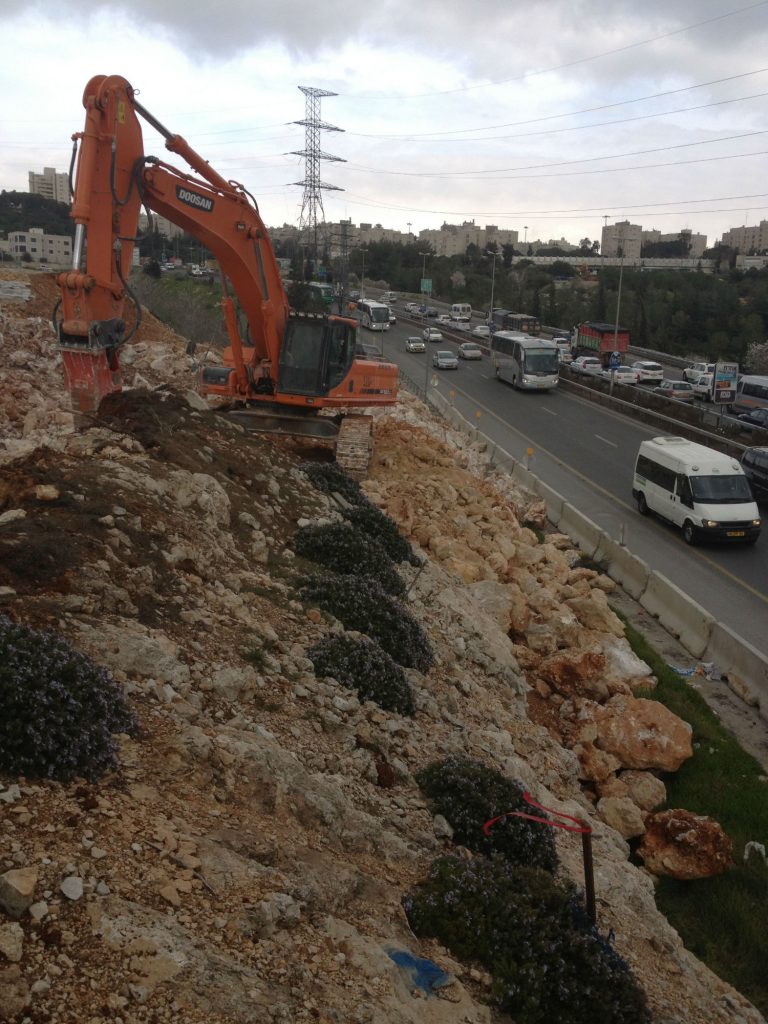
713, 362, 738, 404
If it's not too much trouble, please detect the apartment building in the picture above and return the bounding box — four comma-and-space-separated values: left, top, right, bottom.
600, 220, 643, 259
8, 227, 72, 264
138, 213, 185, 240
720, 221, 768, 254
641, 228, 708, 258
28, 167, 70, 204
417, 220, 519, 257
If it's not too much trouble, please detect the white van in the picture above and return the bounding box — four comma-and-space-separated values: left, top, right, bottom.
449, 303, 472, 323
632, 436, 761, 545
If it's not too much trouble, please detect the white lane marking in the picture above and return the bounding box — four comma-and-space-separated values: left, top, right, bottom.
541, 407, 557, 416
594, 434, 618, 447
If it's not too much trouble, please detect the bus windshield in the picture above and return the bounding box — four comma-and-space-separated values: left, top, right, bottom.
523, 349, 560, 374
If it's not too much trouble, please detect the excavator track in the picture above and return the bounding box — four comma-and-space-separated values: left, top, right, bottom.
335, 414, 374, 480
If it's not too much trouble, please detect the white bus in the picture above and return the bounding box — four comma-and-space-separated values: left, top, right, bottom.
357, 299, 391, 331
450, 303, 472, 323
491, 331, 560, 390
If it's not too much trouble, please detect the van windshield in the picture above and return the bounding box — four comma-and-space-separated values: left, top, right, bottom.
690, 475, 754, 503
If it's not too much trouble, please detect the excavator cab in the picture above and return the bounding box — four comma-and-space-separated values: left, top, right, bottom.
277, 313, 356, 397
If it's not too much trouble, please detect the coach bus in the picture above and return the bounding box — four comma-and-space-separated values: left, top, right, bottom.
491, 332, 559, 390
357, 299, 391, 331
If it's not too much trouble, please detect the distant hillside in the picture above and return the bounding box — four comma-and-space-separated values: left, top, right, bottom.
0, 190, 73, 237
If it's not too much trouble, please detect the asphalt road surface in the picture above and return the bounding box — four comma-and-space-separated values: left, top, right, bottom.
376, 317, 767, 657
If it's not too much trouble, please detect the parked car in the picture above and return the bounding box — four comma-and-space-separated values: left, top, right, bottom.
737, 407, 768, 431
471, 325, 491, 339
570, 356, 602, 376
682, 361, 715, 384
631, 360, 664, 383
423, 327, 443, 342
600, 365, 639, 385
405, 336, 426, 353
458, 342, 483, 360
432, 350, 459, 370
741, 446, 768, 501
692, 373, 714, 401
653, 379, 695, 402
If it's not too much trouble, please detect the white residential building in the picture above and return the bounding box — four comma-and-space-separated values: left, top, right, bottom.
418, 221, 519, 257
8, 227, 72, 264
28, 167, 70, 204
720, 221, 768, 254
641, 228, 707, 258
601, 220, 643, 259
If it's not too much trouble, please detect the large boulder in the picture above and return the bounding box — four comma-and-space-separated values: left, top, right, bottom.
537, 648, 608, 700
597, 796, 646, 839
638, 809, 733, 879
593, 695, 693, 771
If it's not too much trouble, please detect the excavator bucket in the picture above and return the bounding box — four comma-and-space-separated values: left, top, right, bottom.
60, 348, 121, 414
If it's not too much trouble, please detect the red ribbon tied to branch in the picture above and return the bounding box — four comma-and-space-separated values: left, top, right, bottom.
483, 791, 592, 836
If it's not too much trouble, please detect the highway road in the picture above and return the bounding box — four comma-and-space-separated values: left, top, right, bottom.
373, 316, 768, 658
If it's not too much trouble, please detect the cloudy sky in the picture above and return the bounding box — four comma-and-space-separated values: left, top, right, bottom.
2, 0, 768, 247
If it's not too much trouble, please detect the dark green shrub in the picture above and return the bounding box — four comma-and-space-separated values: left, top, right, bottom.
404, 856, 649, 1024
300, 460, 418, 565
0, 615, 138, 781
343, 503, 419, 566
300, 574, 434, 672
300, 461, 364, 505
294, 522, 405, 596
417, 754, 558, 873
309, 634, 415, 715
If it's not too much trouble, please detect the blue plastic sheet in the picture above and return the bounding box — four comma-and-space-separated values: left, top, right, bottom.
385, 947, 454, 996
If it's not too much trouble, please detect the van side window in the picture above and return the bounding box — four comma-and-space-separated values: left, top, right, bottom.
636, 454, 676, 492
676, 474, 693, 506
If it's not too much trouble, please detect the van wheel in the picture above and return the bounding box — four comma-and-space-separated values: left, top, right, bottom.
682, 520, 697, 545
636, 493, 648, 516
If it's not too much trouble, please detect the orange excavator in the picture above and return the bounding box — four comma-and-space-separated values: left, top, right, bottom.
55, 74, 398, 474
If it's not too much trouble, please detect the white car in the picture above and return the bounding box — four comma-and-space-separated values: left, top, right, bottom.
458, 342, 483, 360
404, 302, 421, 313
405, 336, 426, 353
693, 373, 714, 401
632, 360, 664, 384
471, 325, 491, 339
600, 365, 639, 385
436, 313, 452, 324
682, 361, 715, 384
432, 350, 459, 369
423, 327, 443, 342
571, 356, 602, 375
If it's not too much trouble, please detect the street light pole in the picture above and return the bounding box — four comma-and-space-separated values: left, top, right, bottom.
360, 248, 367, 300
419, 251, 431, 397
486, 248, 498, 325
610, 246, 625, 395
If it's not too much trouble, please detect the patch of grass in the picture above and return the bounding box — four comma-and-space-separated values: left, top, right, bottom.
620, 613, 768, 1016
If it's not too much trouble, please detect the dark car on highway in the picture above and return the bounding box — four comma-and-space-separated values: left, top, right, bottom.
738, 408, 768, 432
742, 447, 768, 501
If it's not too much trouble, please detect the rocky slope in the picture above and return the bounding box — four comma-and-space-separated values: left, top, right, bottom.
0, 269, 764, 1024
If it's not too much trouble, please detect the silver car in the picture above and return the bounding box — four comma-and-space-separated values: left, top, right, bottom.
432, 350, 459, 369
458, 342, 483, 360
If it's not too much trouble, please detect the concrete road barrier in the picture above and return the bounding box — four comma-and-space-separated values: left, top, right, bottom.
640, 572, 715, 658
705, 622, 768, 718
593, 535, 651, 600
559, 503, 602, 558
533, 478, 565, 529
